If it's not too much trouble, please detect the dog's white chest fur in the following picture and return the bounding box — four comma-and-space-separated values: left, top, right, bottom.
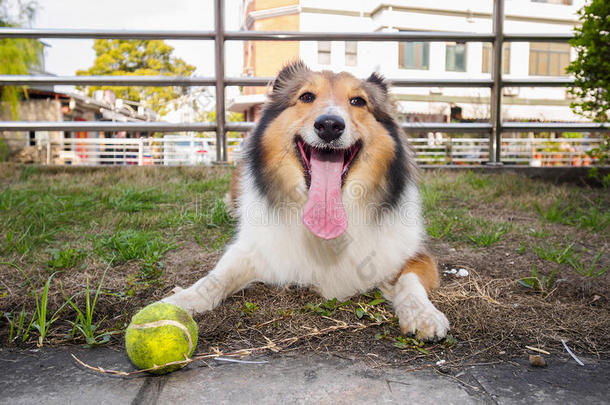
235, 180, 424, 299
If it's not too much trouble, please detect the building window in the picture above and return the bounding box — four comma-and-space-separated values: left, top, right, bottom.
345, 41, 357, 66
531, 0, 572, 5
528, 42, 571, 76
446, 42, 467, 72
482, 43, 511, 74
398, 42, 429, 70
318, 41, 331, 65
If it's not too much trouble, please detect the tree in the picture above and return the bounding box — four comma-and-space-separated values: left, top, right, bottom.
567, 0, 610, 122
77, 39, 196, 116
0, 0, 41, 118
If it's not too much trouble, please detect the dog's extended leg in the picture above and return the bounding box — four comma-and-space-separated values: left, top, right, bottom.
383, 253, 449, 341
162, 244, 257, 315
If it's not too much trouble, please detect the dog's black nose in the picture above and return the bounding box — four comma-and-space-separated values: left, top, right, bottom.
314, 114, 345, 143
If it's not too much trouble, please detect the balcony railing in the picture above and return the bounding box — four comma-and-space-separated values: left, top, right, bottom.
0, 0, 608, 165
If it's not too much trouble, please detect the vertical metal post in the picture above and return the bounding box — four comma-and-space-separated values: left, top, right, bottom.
214, 0, 227, 163
488, 0, 504, 165
138, 138, 143, 166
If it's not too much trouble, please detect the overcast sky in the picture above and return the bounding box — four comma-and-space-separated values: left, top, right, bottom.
33, 0, 243, 77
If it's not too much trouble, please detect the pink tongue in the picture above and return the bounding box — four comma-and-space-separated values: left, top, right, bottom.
303, 148, 348, 239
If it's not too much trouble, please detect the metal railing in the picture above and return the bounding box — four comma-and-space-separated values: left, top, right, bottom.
5, 134, 599, 167
0, 0, 608, 165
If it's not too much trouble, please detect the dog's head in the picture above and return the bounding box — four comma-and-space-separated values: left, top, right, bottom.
247, 60, 414, 239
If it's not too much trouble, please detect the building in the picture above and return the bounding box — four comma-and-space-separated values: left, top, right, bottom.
229, 0, 584, 126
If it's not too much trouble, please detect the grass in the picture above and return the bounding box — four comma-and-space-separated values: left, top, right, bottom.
64, 267, 114, 346
0, 166, 608, 361
518, 264, 558, 295
96, 229, 176, 280
467, 223, 510, 247
531, 242, 576, 264
568, 250, 608, 278
47, 248, 82, 271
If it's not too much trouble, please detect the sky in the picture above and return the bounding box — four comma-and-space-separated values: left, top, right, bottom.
32, 0, 243, 78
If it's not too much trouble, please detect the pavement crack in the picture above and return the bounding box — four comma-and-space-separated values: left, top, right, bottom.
131, 376, 167, 405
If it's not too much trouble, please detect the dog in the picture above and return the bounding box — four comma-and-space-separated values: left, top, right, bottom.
162, 61, 449, 340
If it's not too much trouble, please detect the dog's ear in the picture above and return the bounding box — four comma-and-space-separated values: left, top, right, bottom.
272, 60, 310, 93
366, 72, 388, 96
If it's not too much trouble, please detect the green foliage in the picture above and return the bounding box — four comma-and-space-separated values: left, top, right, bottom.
4, 305, 33, 343
239, 301, 259, 317
104, 187, 165, 213
64, 267, 114, 346
467, 223, 510, 247
534, 201, 572, 224
518, 264, 558, 295
394, 335, 429, 355
0, 0, 41, 118
77, 39, 196, 115
568, 250, 608, 278
567, 0, 610, 122
96, 229, 175, 279
47, 248, 82, 271
209, 200, 233, 227
531, 242, 576, 264
303, 298, 344, 317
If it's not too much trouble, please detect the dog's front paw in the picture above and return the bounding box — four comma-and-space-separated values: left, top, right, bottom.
170, 286, 184, 294
161, 287, 212, 315
395, 299, 450, 341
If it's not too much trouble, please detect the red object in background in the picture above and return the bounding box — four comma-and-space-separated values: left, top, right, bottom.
75, 117, 88, 160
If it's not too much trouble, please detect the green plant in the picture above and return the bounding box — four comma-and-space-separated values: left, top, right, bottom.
77, 39, 196, 115
426, 215, 455, 239
47, 247, 82, 271
0, 0, 42, 118
567, 0, 610, 122
97, 229, 175, 279
467, 224, 509, 247
465, 170, 490, 189
568, 250, 608, 278
531, 242, 576, 264
4, 305, 33, 344
64, 267, 114, 346
29, 272, 66, 346
239, 301, 259, 317
394, 336, 429, 355
534, 201, 572, 225
528, 228, 549, 238
518, 264, 558, 294
303, 298, 348, 317
576, 206, 610, 232
105, 188, 165, 213
442, 334, 457, 348
517, 242, 527, 255
208, 200, 233, 228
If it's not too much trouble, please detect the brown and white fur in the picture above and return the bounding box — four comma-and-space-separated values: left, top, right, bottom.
163, 61, 449, 340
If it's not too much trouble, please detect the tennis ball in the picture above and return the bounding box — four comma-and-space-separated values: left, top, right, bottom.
125, 302, 198, 375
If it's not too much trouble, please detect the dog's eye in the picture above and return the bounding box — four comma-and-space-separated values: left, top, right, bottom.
299, 92, 316, 103
350, 97, 366, 107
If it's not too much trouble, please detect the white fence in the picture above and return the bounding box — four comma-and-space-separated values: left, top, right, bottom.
2, 135, 604, 166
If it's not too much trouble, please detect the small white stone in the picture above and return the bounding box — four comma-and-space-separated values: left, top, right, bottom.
436, 359, 446, 366
456, 269, 469, 277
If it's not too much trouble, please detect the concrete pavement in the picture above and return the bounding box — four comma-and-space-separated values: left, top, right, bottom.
1, 346, 608, 404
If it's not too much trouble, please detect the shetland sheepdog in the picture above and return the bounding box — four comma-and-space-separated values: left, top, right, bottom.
163, 61, 449, 340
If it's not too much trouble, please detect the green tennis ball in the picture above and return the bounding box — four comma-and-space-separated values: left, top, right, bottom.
125, 302, 198, 375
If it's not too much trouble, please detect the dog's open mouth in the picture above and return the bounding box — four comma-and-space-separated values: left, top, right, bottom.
296, 137, 361, 188
295, 137, 361, 240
